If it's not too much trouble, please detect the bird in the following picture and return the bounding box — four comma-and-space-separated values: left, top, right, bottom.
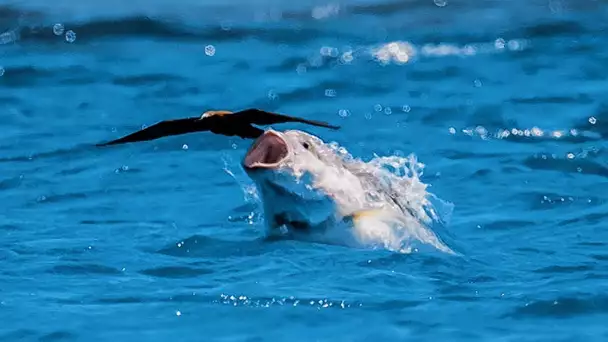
96, 108, 340, 146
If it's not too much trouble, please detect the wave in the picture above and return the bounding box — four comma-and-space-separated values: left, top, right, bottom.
2, 0, 605, 47
2, 13, 346, 46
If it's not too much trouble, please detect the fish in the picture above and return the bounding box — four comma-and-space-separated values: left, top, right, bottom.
97, 108, 454, 254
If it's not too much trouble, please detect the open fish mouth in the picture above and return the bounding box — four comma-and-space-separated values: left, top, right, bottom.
243, 130, 289, 169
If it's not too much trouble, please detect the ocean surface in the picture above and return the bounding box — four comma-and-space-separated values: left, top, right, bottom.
2, 0, 608, 340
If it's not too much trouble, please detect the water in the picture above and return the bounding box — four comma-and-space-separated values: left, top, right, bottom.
1, 0, 608, 340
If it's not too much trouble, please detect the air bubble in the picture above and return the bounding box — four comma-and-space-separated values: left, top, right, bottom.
589, 116, 597, 125
65, 30, 76, 43
0, 67, 4, 77
434, 0, 447, 7
374, 104, 382, 112
474, 79, 482, 87
448, 127, 456, 134
205, 45, 216, 56
566, 153, 575, 159
182, 144, 189, 150
402, 105, 411, 112
384, 107, 392, 115
53, 23, 64, 36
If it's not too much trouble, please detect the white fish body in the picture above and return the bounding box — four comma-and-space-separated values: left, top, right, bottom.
240, 129, 454, 254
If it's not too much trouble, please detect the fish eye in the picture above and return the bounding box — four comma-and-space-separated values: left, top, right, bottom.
302, 142, 310, 149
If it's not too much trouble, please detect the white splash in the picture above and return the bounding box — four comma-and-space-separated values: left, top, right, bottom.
227, 130, 455, 255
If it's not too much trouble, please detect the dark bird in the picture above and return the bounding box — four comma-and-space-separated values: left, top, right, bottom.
96, 108, 340, 146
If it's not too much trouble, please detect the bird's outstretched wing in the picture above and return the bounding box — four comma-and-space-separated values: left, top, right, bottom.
231, 109, 340, 129
96, 108, 339, 147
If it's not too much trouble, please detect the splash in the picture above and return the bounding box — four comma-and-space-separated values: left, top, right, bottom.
322, 142, 455, 254
224, 133, 455, 255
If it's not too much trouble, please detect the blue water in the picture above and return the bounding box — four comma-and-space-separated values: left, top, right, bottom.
2, 0, 608, 340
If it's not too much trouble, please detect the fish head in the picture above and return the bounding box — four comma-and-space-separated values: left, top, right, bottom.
242, 129, 343, 233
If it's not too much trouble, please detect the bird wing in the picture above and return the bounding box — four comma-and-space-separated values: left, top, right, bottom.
232, 108, 340, 129
96, 108, 339, 146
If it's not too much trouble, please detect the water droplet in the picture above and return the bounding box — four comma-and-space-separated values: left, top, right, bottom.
296, 64, 307, 74
507, 40, 521, 51
531, 127, 543, 136
267, 90, 278, 100
434, 0, 447, 7
65, 30, 76, 43
319, 46, 337, 57
220, 21, 232, 31
494, 38, 505, 50
338, 109, 350, 117
589, 116, 597, 125
205, 45, 216, 56
324, 89, 336, 97
182, 144, 189, 150
340, 51, 353, 63
53, 23, 64, 36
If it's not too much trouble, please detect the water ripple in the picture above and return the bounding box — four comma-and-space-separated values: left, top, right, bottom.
139, 266, 213, 278
49, 264, 123, 276
508, 295, 608, 318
